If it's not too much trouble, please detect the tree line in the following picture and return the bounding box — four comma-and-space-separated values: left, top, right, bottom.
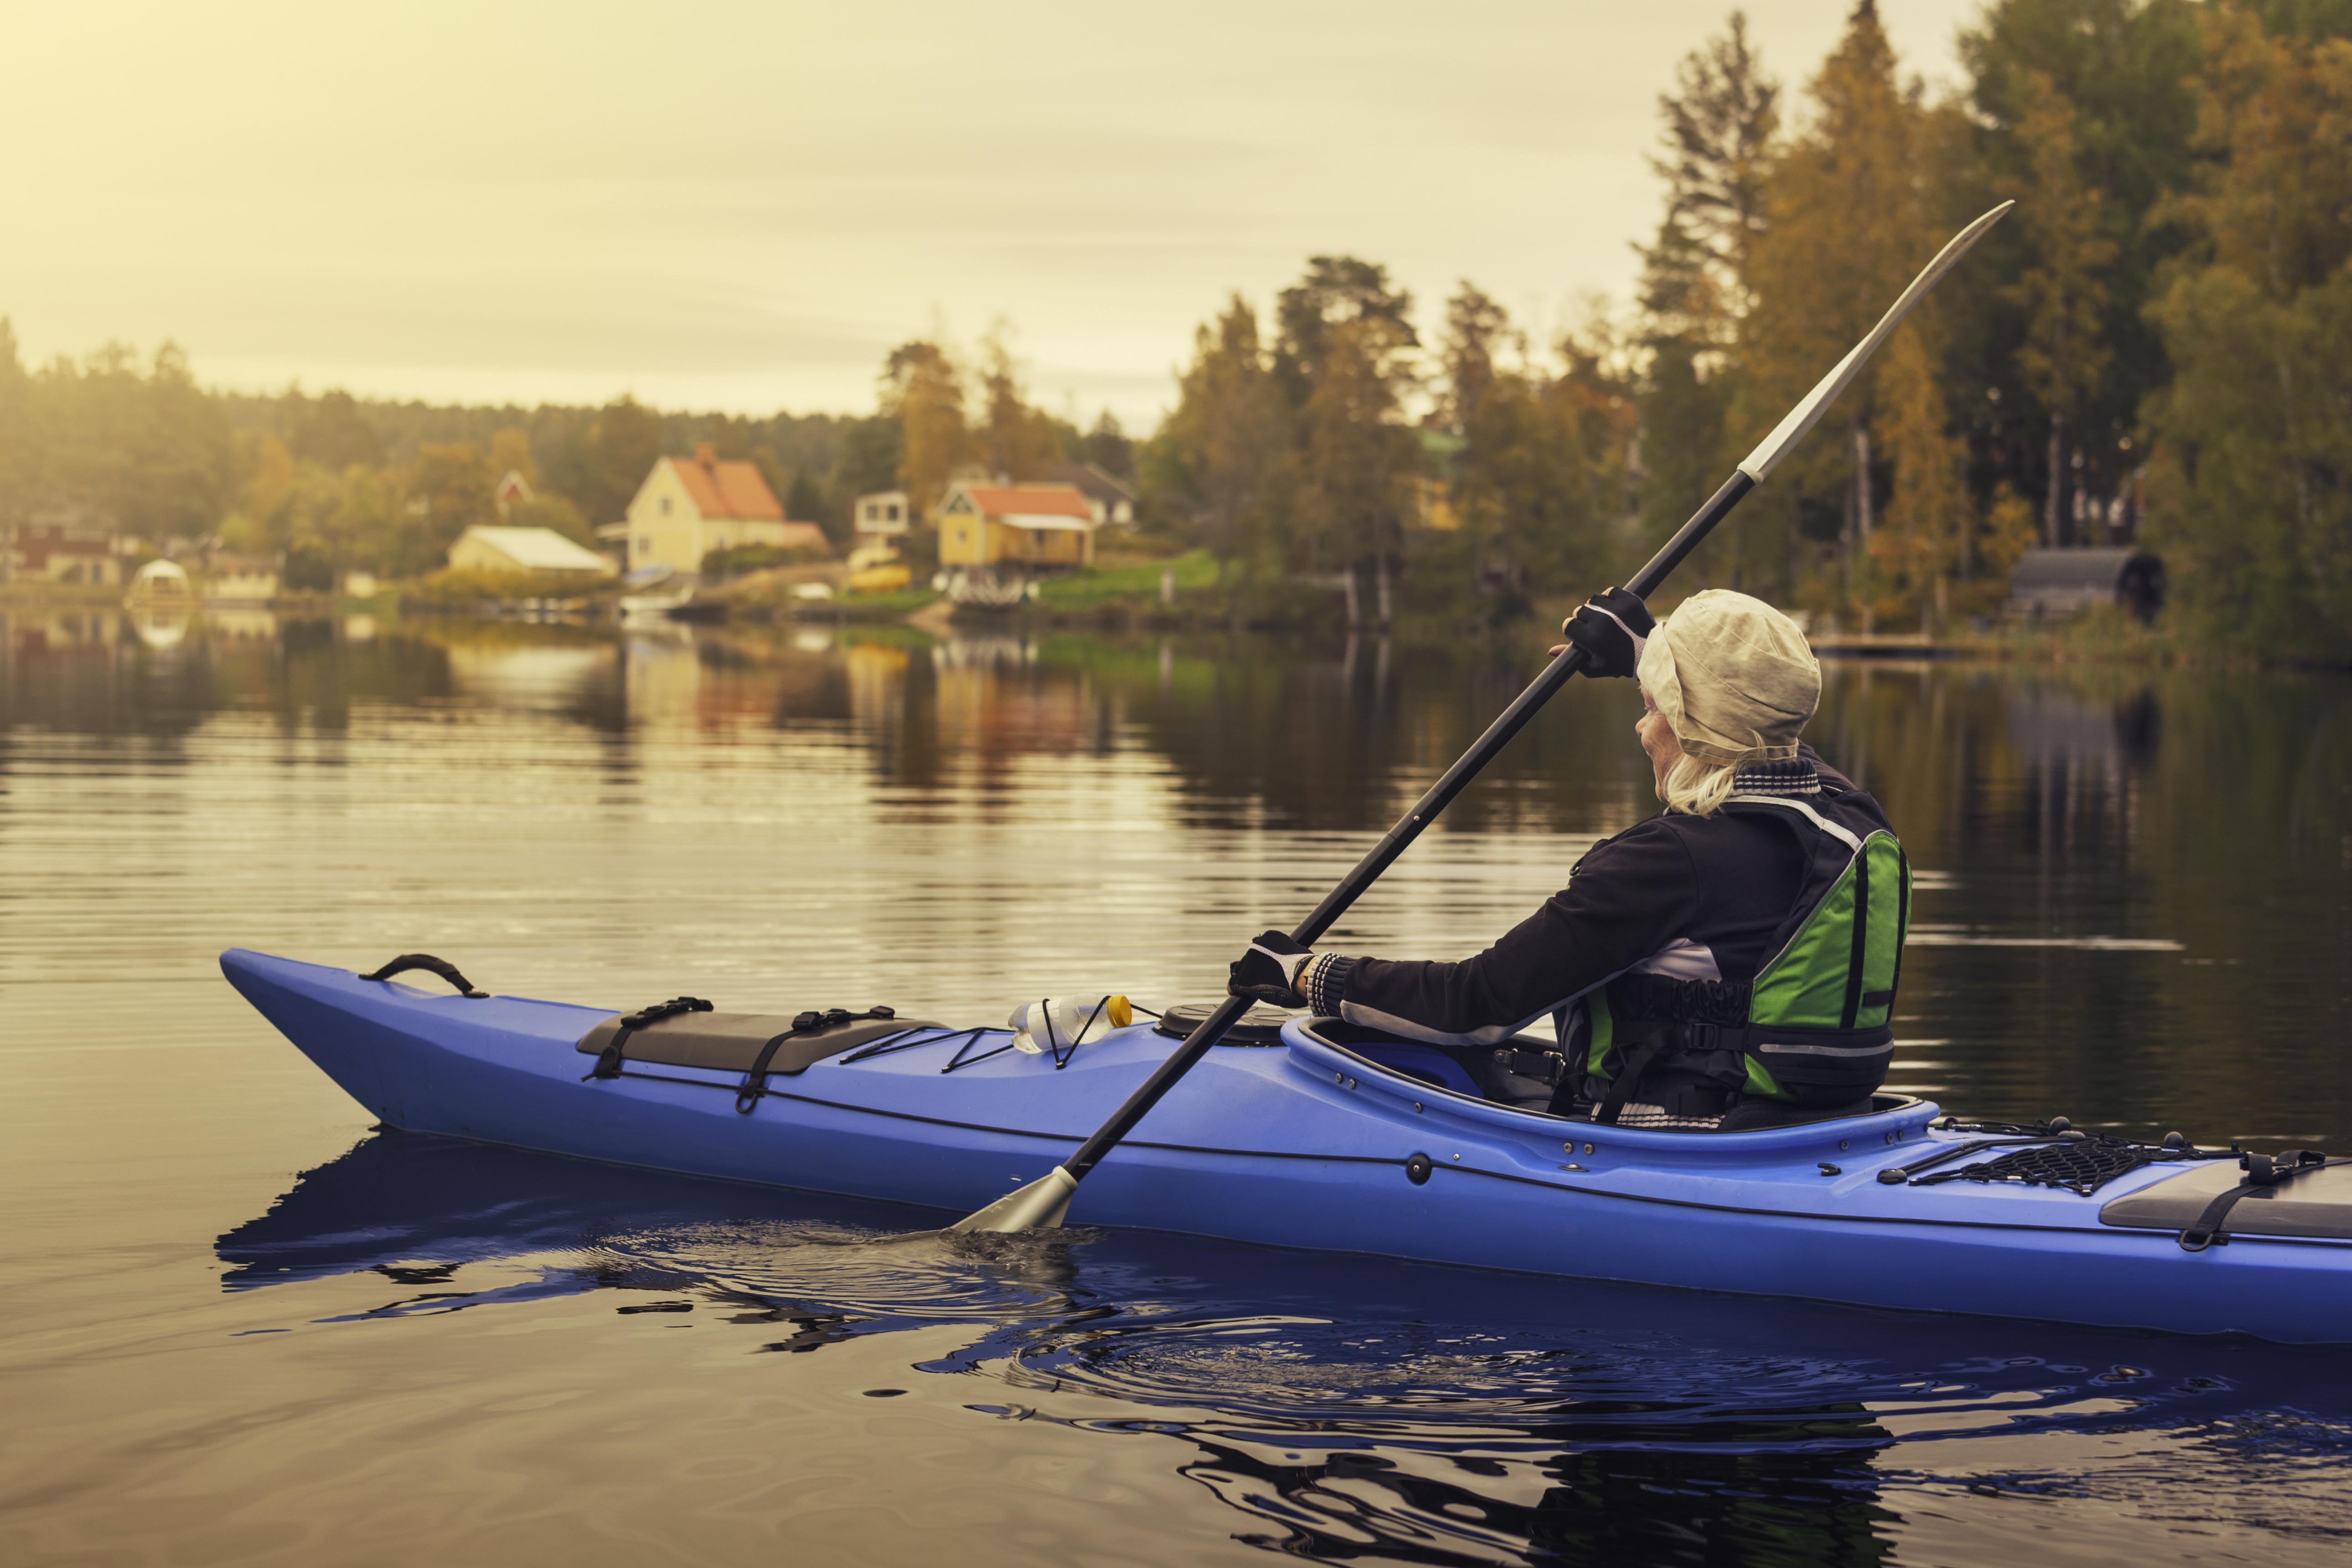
1144, 0, 2352, 657
0, 316, 1133, 586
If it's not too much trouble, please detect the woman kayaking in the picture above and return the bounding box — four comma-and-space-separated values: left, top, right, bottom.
1232, 588, 1910, 1132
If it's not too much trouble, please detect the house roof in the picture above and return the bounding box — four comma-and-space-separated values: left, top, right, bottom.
960, 483, 1094, 522
669, 451, 783, 521
459, 525, 616, 573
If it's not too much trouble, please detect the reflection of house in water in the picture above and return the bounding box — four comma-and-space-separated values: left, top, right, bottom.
445, 643, 615, 715
931, 635, 1094, 758
4, 608, 123, 652
204, 555, 281, 605
2005, 681, 2162, 847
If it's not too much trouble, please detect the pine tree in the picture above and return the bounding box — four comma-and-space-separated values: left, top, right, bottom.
1635, 13, 1779, 577
1746, 0, 1932, 626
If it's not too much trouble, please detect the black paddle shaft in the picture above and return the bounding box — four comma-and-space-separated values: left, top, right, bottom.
1057, 469, 1758, 1180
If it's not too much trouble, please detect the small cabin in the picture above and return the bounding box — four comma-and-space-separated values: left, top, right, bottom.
2005, 548, 2165, 624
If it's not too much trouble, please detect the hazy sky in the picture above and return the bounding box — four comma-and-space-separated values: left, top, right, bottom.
1, 0, 1984, 428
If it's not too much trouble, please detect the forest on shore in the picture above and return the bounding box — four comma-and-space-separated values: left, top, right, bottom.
2, 0, 2349, 659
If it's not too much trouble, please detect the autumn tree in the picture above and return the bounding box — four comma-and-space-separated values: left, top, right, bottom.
881, 340, 975, 516
1746, 1, 1938, 625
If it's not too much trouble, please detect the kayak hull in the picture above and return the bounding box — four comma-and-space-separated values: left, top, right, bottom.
223, 948, 2352, 1343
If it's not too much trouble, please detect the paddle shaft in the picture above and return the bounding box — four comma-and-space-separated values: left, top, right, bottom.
1055, 468, 1757, 1182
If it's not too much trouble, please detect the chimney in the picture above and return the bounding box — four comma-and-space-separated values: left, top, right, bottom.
695, 442, 718, 465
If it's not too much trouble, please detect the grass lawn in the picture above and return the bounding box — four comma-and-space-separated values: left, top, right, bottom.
1034, 550, 1220, 612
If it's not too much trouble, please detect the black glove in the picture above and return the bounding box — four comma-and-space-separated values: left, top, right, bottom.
1561, 587, 1654, 678
1228, 930, 1313, 1008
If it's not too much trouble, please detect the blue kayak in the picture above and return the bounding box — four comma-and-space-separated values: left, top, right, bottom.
221, 948, 2352, 1344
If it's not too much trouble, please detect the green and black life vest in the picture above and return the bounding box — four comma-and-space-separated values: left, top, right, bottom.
1573, 795, 1911, 1127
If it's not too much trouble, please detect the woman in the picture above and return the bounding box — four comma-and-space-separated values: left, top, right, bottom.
1230, 589, 1909, 1131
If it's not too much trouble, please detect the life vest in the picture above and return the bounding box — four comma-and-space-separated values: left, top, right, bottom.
1571, 794, 1910, 1127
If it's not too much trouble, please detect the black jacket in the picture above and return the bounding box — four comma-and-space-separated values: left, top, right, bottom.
1331, 746, 1895, 1046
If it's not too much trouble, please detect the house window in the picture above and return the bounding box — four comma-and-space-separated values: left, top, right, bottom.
887, 504, 901, 521
1033, 530, 1047, 549
637, 536, 652, 555
954, 528, 968, 546
659, 497, 673, 517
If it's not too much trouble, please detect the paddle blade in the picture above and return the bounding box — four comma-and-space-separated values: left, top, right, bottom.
1737, 200, 2013, 483
948, 1164, 1078, 1233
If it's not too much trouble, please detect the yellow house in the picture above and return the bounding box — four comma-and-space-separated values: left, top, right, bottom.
935, 481, 1098, 569
619, 445, 829, 576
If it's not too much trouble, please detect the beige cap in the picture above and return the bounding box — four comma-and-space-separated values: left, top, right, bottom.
1636, 590, 1820, 767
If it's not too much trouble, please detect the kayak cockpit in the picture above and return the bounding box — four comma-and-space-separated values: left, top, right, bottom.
1290, 1016, 1906, 1136
1282, 1015, 1940, 1161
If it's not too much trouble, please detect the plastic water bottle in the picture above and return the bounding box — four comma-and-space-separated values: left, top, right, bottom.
1007, 994, 1134, 1055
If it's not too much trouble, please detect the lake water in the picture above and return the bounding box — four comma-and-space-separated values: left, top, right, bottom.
4, 610, 2350, 1566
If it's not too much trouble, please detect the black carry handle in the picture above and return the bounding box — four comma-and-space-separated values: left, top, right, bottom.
359, 953, 488, 999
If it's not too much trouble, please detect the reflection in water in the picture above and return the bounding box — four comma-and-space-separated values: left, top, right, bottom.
222, 1132, 2352, 1566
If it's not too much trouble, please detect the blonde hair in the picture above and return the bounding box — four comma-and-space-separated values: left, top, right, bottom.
1657, 752, 1739, 817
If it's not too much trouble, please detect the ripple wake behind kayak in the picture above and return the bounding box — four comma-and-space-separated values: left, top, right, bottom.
587, 1220, 1108, 1321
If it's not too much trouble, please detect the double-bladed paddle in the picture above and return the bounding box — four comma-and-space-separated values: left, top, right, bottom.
952, 200, 2015, 1232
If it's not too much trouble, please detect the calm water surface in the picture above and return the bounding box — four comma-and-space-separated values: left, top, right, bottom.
4, 611, 2350, 1566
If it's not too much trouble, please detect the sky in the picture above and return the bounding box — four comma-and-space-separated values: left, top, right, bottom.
0, 0, 1986, 430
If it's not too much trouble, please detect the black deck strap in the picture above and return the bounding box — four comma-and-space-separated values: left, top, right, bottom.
735, 1006, 897, 1113
1593, 1036, 1674, 1128
359, 954, 488, 999
587, 996, 713, 1081
1840, 847, 1870, 1030
1875, 1135, 2062, 1185
2179, 1150, 2339, 1252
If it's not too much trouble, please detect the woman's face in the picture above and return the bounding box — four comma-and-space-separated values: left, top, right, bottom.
1636, 687, 1682, 794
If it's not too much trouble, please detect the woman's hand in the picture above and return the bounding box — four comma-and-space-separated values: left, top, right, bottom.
1557, 587, 1655, 678
1228, 931, 1314, 1008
